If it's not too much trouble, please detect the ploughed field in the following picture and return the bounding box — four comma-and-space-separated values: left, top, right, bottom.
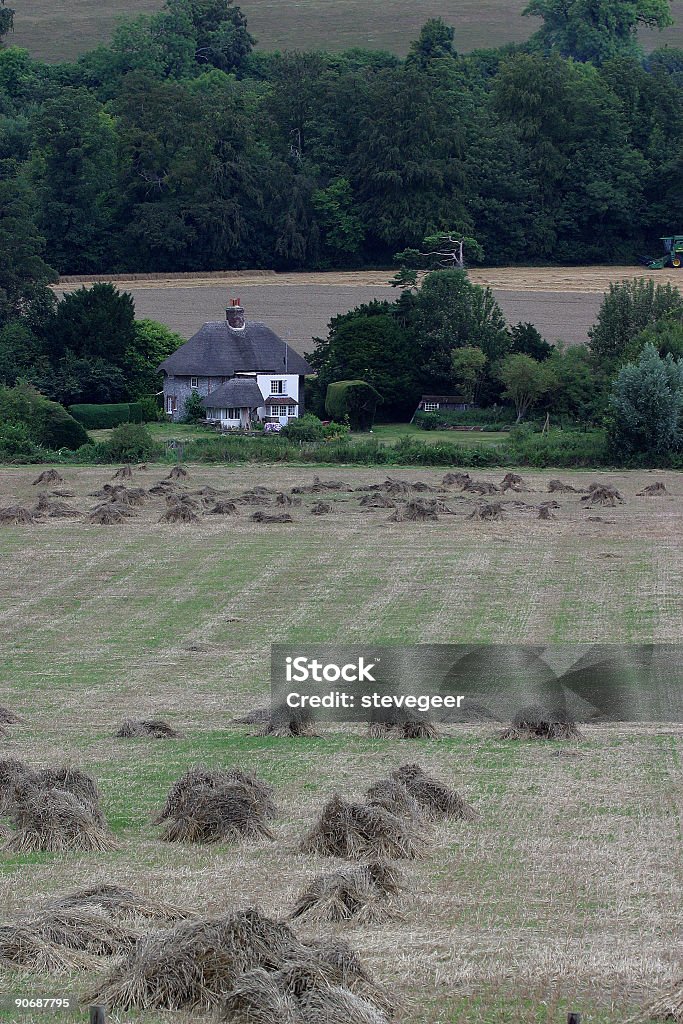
0, 463, 682, 1021
54, 266, 683, 355
12, 0, 683, 63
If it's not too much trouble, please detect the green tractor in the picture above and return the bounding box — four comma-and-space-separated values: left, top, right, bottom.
644, 235, 683, 270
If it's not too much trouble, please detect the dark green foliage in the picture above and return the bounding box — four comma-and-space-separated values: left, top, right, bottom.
608, 343, 683, 459
182, 390, 206, 423
414, 407, 515, 429
510, 322, 553, 361
0, 2, 14, 44
523, 0, 673, 64
69, 403, 145, 429
0, 176, 57, 329
49, 283, 136, 365
279, 414, 325, 441
589, 279, 683, 366
0, 422, 44, 462
103, 422, 160, 462
325, 380, 381, 431
0, 383, 90, 451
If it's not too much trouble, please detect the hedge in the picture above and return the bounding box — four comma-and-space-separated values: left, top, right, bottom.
325, 380, 381, 430
69, 402, 146, 429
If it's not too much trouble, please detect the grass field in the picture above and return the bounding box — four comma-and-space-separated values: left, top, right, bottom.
0, 462, 682, 1023
55, 265, 683, 353
10, 0, 683, 63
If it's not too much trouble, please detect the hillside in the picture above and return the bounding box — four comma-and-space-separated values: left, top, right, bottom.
9, 0, 683, 64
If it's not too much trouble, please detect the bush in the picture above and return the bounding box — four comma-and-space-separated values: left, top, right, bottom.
0, 384, 90, 451
608, 343, 683, 460
325, 380, 381, 430
280, 414, 326, 441
101, 423, 161, 463
182, 391, 206, 423
0, 423, 45, 463
413, 407, 515, 430
500, 429, 610, 468
69, 403, 145, 429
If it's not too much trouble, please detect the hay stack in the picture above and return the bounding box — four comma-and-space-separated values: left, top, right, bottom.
160, 784, 275, 845
0, 505, 39, 525
90, 909, 311, 1011
113, 487, 147, 507
149, 481, 175, 495
289, 862, 403, 924
88, 502, 136, 524
167, 465, 188, 480
156, 765, 277, 825
116, 719, 181, 739
468, 502, 505, 521
548, 479, 580, 493
32, 469, 63, 486
112, 465, 133, 480
27, 910, 136, 956
638, 482, 669, 496
368, 716, 439, 740
310, 502, 332, 515
251, 511, 294, 524
209, 500, 239, 515
538, 504, 556, 520
0, 923, 96, 973
159, 501, 200, 524
359, 494, 396, 509
391, 763, 476, 821
256, 703, 317, 738
365, 779, 425, 821
500, 473, 529, 493
463, 479, 500, 495
36, 766, 105, 822
499, 707, 582, 741
33, 493, 81, 518
0, 758, 37, 812
5, 787, 117, 853
275, 492, 301, 506
442, 471, 472, 487
389, 499, 439, 522
648, 980, 683, 1021
581, 483, 624, 507
46, 883, 190, 922
299, 795, 425, 860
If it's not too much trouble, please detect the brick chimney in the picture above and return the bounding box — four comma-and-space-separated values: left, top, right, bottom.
226, 298, 245, 329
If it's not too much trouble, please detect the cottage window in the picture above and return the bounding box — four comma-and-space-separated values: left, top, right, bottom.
423, 401, 440, 412
166, 395, 177, 414
269, 404, 293, 417
190, 377, 199, 389
270, 379, 285, 395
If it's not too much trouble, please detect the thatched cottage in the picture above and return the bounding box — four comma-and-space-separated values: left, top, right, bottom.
158, 299, 312, 427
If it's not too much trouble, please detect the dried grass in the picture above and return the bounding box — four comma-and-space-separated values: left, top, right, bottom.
299, 794, 425, 860
167, 465, 188, 479
500, 472, 530, 492
251, 511, 294, 524
28, 910, 137, 955
88, 502, 136, 524
32, 469, 63, 486
0, 505, 40, 524
463, 479, 500, 495
499, 708, 583, 741
33, 492, 81, 518
115, 719, 181, 738
289, 861, 404, 925
391, 763, 477, 821
0, 924, 96, 973
160, 784, 275, 845
310, 502, 332, 515
208, 500, 239, 515
156, 765, 277, 825
468, 502, 505, 521
365, 778, 425, 821
389, 499, 439, 522
581, 483, 624, 507
46, 884, 190, 922
548, 479, 581, 493
359, 494, 397, 509
159, 503, 200, 524
0, 758, 37, 812
442, 472, 472, 487
112, 465, 133, 480
647, 979, 683, 1020
275, 492, 301, 506
5, 787, 117, 853
256, 704, 318, 737
638, 482, 669, 496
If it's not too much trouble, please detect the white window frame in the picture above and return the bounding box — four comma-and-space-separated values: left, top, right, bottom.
190, 377, 199, 389
423, 402, 440, 412
270, 379, 285, 395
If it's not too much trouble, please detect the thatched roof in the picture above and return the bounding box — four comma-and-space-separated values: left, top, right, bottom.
158, 321, 312, 377
201, 378, 265, 411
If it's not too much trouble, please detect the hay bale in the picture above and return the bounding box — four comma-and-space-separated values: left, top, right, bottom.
500, 472, 529, 493
463, 479, 500, 495
391, 763, 476, 820
251, 511, 294, 524
28, 910, 136, 956
256, 703, 317, 738
581, 483, 624, 507
89, 908, 310, 1011
442, 472, 472, 488
113, 465, 133, 480
310, 502, 332, 515
156, 765, 277, 825
0, 758, 37, 812
359, 494, 397, 509
499, 707, 582, 741
5, 787, 117, 853
32, 469, 63, 486
389, 499, 439, 523
638, 482, 669, 496
647, 979, 683, 1020
299, 794, 425, 860
159, 503, 199, 523
46, 884, 189, 922
468, 502, 505, 521
289, 862, 403, 925
167, 465, 188, 479
275, 492, 301, 506
548, 479, 580, 493
0, 505, 39, 525
115, 719, 181, 739
0, 923, 96, 973
208, 500, 239, 515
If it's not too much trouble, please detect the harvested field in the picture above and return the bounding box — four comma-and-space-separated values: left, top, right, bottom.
53, 265, 683, 352
0, 463, 682, 1023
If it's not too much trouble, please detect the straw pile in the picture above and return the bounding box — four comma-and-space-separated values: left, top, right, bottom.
33, 469, 63, 486
289, 862, 403, 924
648, 979, 683, 1021
156, 765, 277, 824
251, 511, 294, 524
391, 764, 477, 820
0, 505, 39, 524
499, 707, 582, 741
5, 787, 117, 853
310, 502, 332, 515
167, 465, 188, 479
581, 483, 624, 507
115, 719, 181, 738
45, 883, 191, 922
112, 465, 133, 480
299, 794, 425, 860
209, 500, 239, 515
389, 499, 439, 522
443, 472, 472, 488
256, 703, 318, 738
638, 482, 669, 496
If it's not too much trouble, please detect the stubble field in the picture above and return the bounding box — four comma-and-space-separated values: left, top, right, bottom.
0, 462, 682, 1023
10, 0, 683, 64
54, 265, 683, 354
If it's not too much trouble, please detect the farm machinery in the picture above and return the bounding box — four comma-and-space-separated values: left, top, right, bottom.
643, 235, 683, 270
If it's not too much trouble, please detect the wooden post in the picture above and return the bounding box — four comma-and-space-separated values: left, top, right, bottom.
89, 1006, 106, 1024
567, 1013, 581, 1024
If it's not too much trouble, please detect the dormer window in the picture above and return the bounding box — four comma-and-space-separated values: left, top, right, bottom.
270, 379, 285, 395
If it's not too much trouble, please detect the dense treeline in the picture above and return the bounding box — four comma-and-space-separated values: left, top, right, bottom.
0, 0, 682, 280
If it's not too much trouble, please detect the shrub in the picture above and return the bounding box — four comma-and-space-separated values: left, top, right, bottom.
608, 343, 683, 460
325, 380, 381, 430
280, 414, 326, 442
0, 384, 89, 451
0, 423, 45, 463
69, 403, 145, 430
102, 423, 161, 463
413, 407, 515, 430
500, 429, 610, 468
182, 391, 206, 423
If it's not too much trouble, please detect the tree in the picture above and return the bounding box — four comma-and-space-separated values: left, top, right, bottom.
509, 322, 553, 360
167, 0, 254, 73
395, 231, 484, 272
407, 19, 456, 66
450, 346, 487, 403
0, 177, 57, 328
497, 353, 556, 421
625, 319, 683, 362
524, 0, 673, 63
0, 1, 14, 45
49, 283, 136, 366
312, 178, 364, 262
608, 343, 683, 459
127, 319, 185, 397
182, 389, 206, 422
589, 278, 683, 366
411, 270, 510, 389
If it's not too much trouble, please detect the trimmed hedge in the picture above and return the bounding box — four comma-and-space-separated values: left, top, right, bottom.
325, 380, 381, 430
69, 402, 145, 429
